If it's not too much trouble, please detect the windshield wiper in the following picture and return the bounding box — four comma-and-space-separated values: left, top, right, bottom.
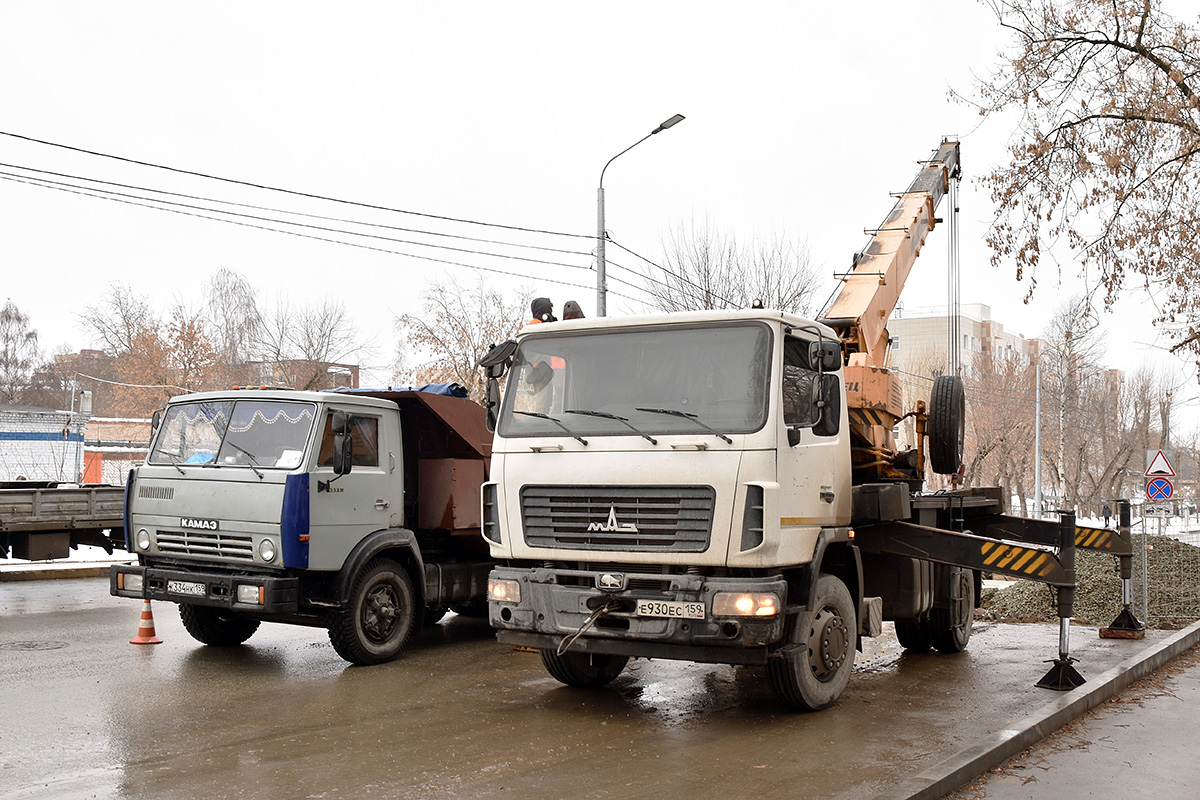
634, 407, 733, 444
512, 410, 588, 445
565, 409, 657, 444
155, 449, 187, 475
225, 441, 265, 479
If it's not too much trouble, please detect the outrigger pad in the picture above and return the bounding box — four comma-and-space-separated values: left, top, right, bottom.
1100, 607, 1146, 640
1036, 657, 1086, 691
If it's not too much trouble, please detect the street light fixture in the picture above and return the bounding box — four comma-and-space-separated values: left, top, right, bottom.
596, 114, 685, 317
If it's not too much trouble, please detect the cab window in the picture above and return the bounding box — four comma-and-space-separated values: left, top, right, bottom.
317, 413, 380, 467
782, 337, 820, 428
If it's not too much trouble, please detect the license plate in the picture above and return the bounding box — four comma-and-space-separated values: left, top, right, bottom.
168, 580, 207, 597
636, 599, 705, 620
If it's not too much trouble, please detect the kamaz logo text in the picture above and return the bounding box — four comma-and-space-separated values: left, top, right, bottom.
180, 517, 220, 531
587, 506, 638, 534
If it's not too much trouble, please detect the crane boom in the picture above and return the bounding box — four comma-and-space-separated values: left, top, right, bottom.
819, 139, 961, 483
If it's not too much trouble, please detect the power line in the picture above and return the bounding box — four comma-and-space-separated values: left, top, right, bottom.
0, 173, 609, 294
0, 169, 593, 273
0, 160, 593, 258
605, 237, 738, 307
0, 129, 594, 240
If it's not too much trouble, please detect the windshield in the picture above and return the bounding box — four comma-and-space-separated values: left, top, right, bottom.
497, 323, 772, 439
149, 400, 317, 469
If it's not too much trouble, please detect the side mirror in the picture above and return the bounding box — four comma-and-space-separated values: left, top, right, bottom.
812, 374, 841, 438
484, 378, 502, 433
479, 340, 518, 373
330, 411, 353, 476
810, 341, 842, 373
150, 409, 163, 433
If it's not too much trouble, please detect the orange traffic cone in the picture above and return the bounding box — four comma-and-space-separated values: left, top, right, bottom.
130, 599, 163, 645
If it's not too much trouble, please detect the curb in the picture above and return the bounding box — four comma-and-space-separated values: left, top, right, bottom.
0, 565, 115, 582
873, 618, 1200, 800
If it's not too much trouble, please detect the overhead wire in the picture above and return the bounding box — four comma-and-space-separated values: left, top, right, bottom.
0, 167, 593, 272
605, 238, 738, 307
0, 160, 593, 258
0, 172, 633, 297
0, 129, 594, 240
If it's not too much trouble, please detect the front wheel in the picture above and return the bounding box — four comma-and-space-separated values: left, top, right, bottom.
767, 574, 857, 711
540, 650, 628, 688
328, 558, 416, 665
179, 603, 260, 646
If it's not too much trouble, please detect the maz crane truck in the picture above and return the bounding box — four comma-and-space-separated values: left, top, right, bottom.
110, 386, 494, 665
477, 140, 1141, 710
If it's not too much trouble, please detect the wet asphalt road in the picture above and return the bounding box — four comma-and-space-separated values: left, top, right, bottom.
0, 577, 1171, 800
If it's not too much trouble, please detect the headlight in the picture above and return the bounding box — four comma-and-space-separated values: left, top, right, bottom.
257, 538, 277, 562
487, 577, 521, 604
119, 572, 144, 593
237, 584, 264, 605
712, 592, 779, 617
135, 529, 151, 550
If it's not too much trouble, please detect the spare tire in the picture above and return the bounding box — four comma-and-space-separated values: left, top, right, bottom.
929, 375, 965, 475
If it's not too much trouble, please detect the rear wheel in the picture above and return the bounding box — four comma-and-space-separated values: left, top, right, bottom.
179, 604, 260, 646
767, 574, 856, 711
540, 650, 629, 688
328, 558, 416, 665
929, 566, 974, 653
893, 617, 932, 652
929, 375, 966, 475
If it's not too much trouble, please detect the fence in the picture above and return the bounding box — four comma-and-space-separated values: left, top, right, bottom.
1130, 512, 1200, 629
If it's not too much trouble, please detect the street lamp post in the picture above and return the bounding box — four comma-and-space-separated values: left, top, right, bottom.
596, 113, 685, 317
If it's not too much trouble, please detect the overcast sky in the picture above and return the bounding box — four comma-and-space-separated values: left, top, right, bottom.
2, 1, 1196, 435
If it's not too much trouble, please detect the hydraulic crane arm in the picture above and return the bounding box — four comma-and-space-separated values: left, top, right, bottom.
821, 139, 961, 370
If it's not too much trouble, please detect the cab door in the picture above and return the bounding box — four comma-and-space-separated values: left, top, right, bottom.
307, 409, 401, 570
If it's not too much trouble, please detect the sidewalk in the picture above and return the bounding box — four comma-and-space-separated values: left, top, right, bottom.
873, 620, 1200, 800
944, 643, 1200, 798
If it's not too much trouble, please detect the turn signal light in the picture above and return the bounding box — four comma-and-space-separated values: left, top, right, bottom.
712, 592, 779, 617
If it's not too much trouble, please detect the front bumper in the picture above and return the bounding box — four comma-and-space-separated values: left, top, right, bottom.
110, 563, 299, 615
488, 566, 787, 666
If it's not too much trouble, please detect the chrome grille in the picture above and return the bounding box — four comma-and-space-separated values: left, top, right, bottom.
156, 529, 254, 561
521, 485, 714, 552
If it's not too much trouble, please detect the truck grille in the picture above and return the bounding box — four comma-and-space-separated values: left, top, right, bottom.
156, 530, 254, 561
521, 485, 715, 552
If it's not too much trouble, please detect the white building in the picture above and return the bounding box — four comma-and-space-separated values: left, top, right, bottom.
0, 405, 88, 483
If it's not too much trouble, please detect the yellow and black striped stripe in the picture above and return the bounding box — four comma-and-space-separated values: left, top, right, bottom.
849, 408, 891, 426
1074, 526, 1115, 551
980, 541, 1056, 577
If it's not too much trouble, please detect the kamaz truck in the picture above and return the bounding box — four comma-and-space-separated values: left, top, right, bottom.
477, 140, 1140, 710
110, 386, 493, 665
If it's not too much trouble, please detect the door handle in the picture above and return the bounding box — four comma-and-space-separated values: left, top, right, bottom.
375, 500, 390, 509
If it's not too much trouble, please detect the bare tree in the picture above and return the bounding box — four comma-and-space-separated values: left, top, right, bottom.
79, 283, 158, 356
254, 296, 370, 390
0, 300, 39, 403
397, 276, 529, 403
205, 268, 262, 385
966, 0, 1200, 369
642, 219, 820, 314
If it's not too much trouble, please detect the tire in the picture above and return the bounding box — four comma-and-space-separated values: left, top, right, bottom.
328, 558, 416, 666
179, 603, 260, 646
767, 574, 856, 711
893, 617, 932, 652
540, 650, 629, 688
929, 566, 974, 654
929, 375, 966, 475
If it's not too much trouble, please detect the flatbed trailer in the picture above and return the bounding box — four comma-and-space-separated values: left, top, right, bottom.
0, 482, 126, 560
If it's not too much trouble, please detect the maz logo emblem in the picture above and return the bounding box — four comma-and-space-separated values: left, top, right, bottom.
597, 573, 626, 592
587, 506, 639, 533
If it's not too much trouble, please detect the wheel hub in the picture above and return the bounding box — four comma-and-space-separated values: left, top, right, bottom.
808, 606, 850, 681
364, 585, 398, 642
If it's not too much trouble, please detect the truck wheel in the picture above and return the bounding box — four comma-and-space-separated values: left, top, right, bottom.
929, 375, 965, 475
328, 558, 415, 666
767, 574, 856, 711
179, 603, 260, 646
540, 650, 629, 688
893, 618, 932, 652
929, 566, 974, 653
